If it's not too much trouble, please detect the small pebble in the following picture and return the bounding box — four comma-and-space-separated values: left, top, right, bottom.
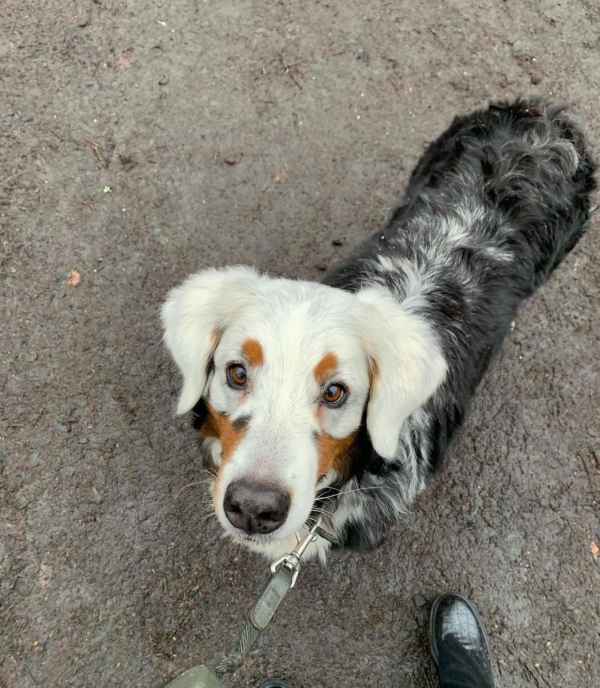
67, 270, 81, 287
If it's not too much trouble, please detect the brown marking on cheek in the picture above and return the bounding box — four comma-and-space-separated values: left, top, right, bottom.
314, 352, 338, 385
242, 338, 264, 367
202, 404, 247, 463
316, 431, 357, 480
199, 414, 218, 439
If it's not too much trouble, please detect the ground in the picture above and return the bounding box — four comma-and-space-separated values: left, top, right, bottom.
1, 1, 599, 687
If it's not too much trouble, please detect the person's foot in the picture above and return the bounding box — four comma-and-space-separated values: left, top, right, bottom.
429, 594, 495, 688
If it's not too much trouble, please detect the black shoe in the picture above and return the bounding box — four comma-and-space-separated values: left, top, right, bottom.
259, 680, 289, 688
429, 594, 495, 688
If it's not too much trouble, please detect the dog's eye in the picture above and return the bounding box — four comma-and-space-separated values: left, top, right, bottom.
322, 383, 348, 408
226, 363, 247, 390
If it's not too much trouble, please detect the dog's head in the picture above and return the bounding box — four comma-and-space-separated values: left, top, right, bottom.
162, 266, 446, 548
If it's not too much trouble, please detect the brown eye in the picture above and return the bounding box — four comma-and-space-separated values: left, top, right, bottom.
322, 382, 348, 408
226, 363, 247, 390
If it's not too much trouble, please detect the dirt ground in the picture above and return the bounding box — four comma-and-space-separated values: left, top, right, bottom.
1, 1, 599, 687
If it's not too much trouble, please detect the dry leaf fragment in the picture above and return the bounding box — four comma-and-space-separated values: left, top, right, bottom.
67, 270, 81, 287
115, 48, 135, 71
592, 541, 600, 559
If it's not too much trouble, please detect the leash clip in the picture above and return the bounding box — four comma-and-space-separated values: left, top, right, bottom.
269, 517, 322, 588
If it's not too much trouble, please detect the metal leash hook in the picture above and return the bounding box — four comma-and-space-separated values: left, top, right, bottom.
269, 517, 321, 589
164, 518, 323, 688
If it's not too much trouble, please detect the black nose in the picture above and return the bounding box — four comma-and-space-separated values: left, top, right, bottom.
223, 480, 290, 535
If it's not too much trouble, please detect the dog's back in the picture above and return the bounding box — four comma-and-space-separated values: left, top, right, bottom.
400, 99, 596, 290
322, 101, 596, 549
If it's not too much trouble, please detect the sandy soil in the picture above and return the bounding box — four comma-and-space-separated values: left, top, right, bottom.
1, 1, 599, 687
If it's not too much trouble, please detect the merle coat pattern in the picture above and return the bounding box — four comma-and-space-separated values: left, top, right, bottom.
322, 99, 596, 549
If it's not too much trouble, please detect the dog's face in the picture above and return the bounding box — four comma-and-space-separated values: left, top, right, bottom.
162, 266, 446, 549
203, 297, 371, 543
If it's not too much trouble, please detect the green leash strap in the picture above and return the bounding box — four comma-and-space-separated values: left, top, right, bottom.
211, 564, 296, 676
163, 518, 324, 688
165, 666, 223, 688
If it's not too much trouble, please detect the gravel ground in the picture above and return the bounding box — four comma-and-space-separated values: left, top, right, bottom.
1, 1, 599, 687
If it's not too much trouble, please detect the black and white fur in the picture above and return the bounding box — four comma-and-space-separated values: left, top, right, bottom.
162, 100, 596, 561
323, 99, 596, 549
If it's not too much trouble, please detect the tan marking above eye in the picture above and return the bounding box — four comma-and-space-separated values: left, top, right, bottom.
242, 338, 264, 367
314, 352, 338, 385
316, 431, 357, 480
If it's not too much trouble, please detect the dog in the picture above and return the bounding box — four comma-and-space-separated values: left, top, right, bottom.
162, 100, 596, 562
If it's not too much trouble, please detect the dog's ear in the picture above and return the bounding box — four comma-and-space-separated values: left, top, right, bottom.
357, 287, 447, 460
161, 266, 261, 414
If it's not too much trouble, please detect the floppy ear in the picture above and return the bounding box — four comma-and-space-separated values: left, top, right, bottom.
357, 287, 448, 460
161, 266, 261, 415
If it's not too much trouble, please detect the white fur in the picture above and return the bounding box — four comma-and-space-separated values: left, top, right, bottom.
162, 266, 448, 559
245, 527, 332, 564
442, 205, 513, 262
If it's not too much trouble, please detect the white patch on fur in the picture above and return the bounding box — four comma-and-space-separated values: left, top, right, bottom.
484, 245, 513, 262
377, 255, 430, 311
438, 205, 513, 262
444, 210, 476, 246
377, 255, 396, 273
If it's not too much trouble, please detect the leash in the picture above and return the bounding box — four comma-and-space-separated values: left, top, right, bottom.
164, 515, 332, 688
